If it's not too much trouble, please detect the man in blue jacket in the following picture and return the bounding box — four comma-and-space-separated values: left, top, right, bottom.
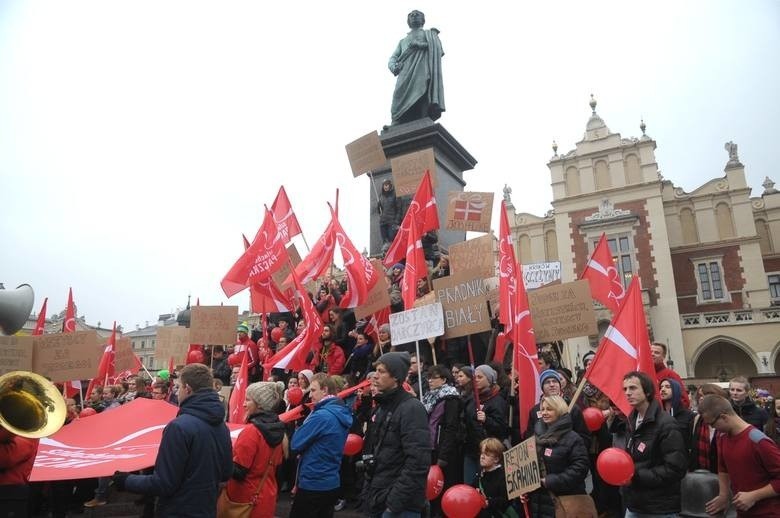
290, 372, 353, 518
112, 364, 232, 517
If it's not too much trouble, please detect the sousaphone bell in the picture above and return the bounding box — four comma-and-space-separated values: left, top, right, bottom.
0, 371, 67, 438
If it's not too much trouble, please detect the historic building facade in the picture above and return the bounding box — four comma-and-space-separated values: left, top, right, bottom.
507, 97, 780, 387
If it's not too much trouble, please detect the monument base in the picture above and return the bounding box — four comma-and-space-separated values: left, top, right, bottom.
369, 118, 478, 257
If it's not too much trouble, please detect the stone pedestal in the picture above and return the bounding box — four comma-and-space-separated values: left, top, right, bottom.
369, 118, 478, 256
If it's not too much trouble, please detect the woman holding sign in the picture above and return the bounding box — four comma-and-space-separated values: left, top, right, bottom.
524, 395, 593, 518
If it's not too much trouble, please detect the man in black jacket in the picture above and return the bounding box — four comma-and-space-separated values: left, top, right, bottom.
729, 375, 768, 429
362, 352, 430, 517
621, 371, 687, 517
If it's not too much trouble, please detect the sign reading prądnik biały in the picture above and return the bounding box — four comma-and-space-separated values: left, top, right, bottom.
388, 302, 444, 345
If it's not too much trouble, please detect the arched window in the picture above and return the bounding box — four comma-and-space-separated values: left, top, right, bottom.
518, 234, 532, 263
594, 160, 611, 190
565, 167, 580, 196
680, 208, 698, 244
715, 202, 735, 239
756, 218, 773, 254
545, 230, 558, 261
624, 154, 642, 184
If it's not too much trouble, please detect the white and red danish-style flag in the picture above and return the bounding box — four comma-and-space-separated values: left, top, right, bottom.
84, 321, 117, 401
228, 351, 249, 424
263, 270, 324, 373
580, 233, 626, 313
384, 170, 439, 267
401, 211, 427, 310
33, 298, 48, 336
584, 277, 655, 416
512, 269, 541, 436
494, 201, 519, 362
222, 207, 289, 297
271, 186, 303, 245
332, 208, 379, 308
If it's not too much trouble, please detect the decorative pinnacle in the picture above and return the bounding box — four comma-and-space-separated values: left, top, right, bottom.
552, 140, 558, 155
589, 94, 597, 114
640, 118, 646, 136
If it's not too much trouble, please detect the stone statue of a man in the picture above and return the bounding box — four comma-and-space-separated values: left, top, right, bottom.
388, 10, 445, 126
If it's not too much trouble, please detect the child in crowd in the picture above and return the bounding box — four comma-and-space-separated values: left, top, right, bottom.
474, 438, 515, 518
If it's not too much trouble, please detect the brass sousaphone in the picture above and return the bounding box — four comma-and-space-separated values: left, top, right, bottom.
0, 371, 67, 438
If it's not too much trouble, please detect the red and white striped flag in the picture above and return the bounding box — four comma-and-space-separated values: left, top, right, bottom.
384, 170, 439, 267
271, 186, 303, 244
580, 233, 626, 313
228, 351, 249, 424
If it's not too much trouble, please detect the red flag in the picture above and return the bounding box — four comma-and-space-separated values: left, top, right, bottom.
242, 234, 294, 313
364, 307, 390, 344
292, 218, 336, 285
584, 278, 655, 416
331, 208, 379, 308
580, 233, 626, 313
271, 186, 303, 244
222, 208, 289, 297
33, 298, 48, 336
168, 356, 175, 375
62, 288, 76, 333
512, 271, 541, 436
383, 170, 439, 267
228, 351, 249, 424
401, 211, 426, 310
85, 321, 117, 401
494, 200, 519, 362
263, 271, 324, 373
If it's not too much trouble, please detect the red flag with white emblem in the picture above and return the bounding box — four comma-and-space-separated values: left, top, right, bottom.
584, 278, 655, 416
33, 298, 48, 336
85, 321, 117, 401
494, 201, 519, 362
271, 186, 303, 245
61, 289, 81, 397
331, 207, 379, 308
580, 233, 626, 313
228, 351, 249, 424
242, 234, 293, 312
401, 211, 426, 310
512, 270, 541, 436
383, 170, 439, 267
292, 218, 336, 285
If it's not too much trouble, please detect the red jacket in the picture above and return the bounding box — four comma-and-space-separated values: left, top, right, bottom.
655, 363, 690, 408
308, 342, 346, 375
229, 336, 259, 367
0, 435, 39, 484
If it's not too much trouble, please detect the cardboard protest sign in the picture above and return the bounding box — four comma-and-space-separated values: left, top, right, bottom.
504, 437, 542, 499
448, 234, 495, 278
522, 261, 561, 290
390, 148, 437, 196
272, 244, 302, 290
113, 337, 137, 373
345, 131, 387, 177
433, 274, 492, 339
527, 280, 597, 342
190, 306, 239, 345
32, 331, 100, 382
389, 302, 444, 345
484, 277, 499, 317
446, 192, 494, 232
0, 335, 34, 375
354, 260, 391, 320
413, 291, 437, 308
155, 326, 190, 364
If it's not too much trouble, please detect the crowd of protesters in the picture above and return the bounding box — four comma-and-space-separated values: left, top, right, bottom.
16, 250, 780, 517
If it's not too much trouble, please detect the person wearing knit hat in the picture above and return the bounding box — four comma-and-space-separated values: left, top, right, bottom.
297, 369, 314, 390
524, 369, 591, 448
364, 352, 430, 516
582, 351, 596, 369
475, 364, 497, 386
224, 381, 287, 517
236, 322, 250, 334
539, 369, 562, 392
462, 364, 508, 485
229, 322, 260, 382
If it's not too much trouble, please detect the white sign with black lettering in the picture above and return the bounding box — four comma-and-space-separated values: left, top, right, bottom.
388, 303, 444, 345
522, 261, 561, 290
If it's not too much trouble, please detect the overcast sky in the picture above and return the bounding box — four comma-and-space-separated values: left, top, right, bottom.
1, 1, 778, 331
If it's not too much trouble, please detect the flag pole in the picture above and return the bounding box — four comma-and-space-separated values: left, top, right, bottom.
415, 340, 423, 402
568, 375, 588, 411
467, 336, 481, 412
140, 362, 154, 381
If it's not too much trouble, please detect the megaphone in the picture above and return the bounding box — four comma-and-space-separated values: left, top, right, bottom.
0, 284, 35, 335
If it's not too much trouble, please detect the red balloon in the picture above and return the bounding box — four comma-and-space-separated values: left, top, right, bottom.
596, 447, 635, 486
441, 484, 483, 518
343, 433, 364, 456
227, 353, 240, 367
79, 407, 96, 418
426, 464, 445, 500
582, 407, 606, 432
187, 350, 205, 364
287, 386, 303, 406
271, 327, 283, 342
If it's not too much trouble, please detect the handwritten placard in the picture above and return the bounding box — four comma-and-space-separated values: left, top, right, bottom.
504, 437, 541, 499
449, 234, 495, 278
113, 337, 136, 373
32, 331, 100, 382
354, 260, 391, 320
0, 336, 34, 375
155, 326, 191, 364
388, 302, 444, 345
390, 148, 437, 196
522, 261, 561, 290
345, 131, 387, 177
433, 274, 492, 339
190, 306, 239, 345
445, 192, 494, 233
527, 280, 597, 342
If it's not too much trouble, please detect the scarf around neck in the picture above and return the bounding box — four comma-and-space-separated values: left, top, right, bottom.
422, 384, 459, 413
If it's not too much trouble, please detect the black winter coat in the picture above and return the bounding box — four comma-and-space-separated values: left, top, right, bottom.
622, 400, 687, 515
526, 401, 590, 448
464, 387, 508, 457
733, 397, 769, 429
430, 393, 462, 466
362, 387, 431, 514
